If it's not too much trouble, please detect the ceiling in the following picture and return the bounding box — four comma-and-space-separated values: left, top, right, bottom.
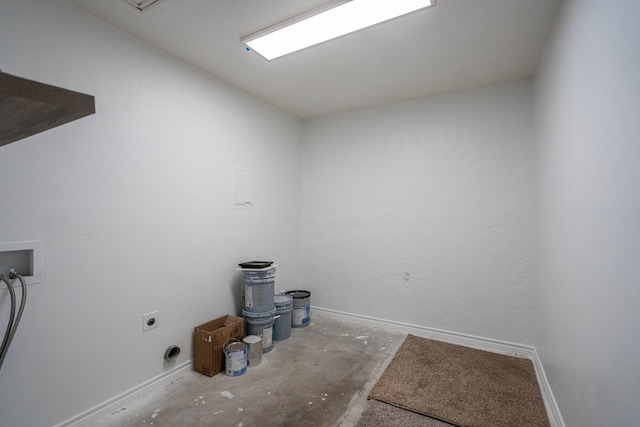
65, 0, 560, 119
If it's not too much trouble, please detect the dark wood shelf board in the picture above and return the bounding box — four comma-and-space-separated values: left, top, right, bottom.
0, 72, 95, 147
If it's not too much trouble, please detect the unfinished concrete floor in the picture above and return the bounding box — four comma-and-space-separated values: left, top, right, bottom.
90, 311, 406, 427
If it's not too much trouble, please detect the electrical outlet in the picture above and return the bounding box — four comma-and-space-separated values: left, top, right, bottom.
142, 311, 159, 332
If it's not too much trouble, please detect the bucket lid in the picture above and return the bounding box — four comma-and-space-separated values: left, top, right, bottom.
274, 294, 293, 305
238, 261, 273, 269
242, 306, 277, 319
286, 290, 311, 299
242, 335, 262, 344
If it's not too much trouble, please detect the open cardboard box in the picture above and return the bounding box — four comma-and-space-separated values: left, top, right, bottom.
193, 315, 244, 377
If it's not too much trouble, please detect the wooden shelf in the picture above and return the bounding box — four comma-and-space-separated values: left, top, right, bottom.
0, 71, 95, 147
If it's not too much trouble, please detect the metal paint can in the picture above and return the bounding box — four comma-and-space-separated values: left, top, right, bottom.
224, 340, 247, 377
242, 335, 263, 367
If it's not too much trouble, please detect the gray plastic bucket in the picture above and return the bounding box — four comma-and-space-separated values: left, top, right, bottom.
242, 307, 276, 353
286, 290, 311, 328
243, 276, 275, 313
273, 294, 293, 341
241, 266, 276, 279
223, 340, 247, 377
242, 335, 263, 367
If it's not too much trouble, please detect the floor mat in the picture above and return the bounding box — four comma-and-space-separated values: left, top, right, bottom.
356, 400, 455, 427
368, 334, 550, 427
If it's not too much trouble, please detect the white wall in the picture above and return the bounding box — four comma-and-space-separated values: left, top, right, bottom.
534, 0, 640, 425
0, 0, 301, 425
302, 80, 535, 345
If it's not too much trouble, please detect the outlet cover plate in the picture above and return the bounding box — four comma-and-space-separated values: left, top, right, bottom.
142, 310, 159, 332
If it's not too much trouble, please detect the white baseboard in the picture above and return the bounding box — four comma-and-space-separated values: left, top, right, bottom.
313, 306, 534, 357
531, 348, 566, 427
53, 360, 193, 427
312, 306, 565, 427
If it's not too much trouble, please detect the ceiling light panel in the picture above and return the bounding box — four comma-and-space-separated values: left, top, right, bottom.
242, 0, 436, 61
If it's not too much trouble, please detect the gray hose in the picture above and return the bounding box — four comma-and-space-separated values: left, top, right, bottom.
0, 275, 16, 367
0, 273, 27, 371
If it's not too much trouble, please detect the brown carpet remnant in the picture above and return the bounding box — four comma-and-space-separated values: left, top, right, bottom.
356, 400, 455, 427
368, 334, 551, 427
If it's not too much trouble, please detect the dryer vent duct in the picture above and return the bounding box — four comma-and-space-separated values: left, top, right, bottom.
124, 0, 161, 12
164, 345, 180, 363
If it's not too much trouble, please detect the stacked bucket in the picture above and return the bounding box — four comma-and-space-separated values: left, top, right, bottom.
241, 263, 277, 354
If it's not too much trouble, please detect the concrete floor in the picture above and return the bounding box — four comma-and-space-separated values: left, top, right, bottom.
90, 311, 406, 427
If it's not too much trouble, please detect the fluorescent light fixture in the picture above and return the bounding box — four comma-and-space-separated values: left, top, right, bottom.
124, 0, 161, 12
241, 0, 436, 61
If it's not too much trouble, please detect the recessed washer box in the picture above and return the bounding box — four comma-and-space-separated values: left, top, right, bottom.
0, 241, 43, 286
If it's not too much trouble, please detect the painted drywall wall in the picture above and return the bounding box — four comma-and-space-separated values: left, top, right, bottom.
302, 80, 535, 345
534, 0, 640, 425
0, 0, 301, 425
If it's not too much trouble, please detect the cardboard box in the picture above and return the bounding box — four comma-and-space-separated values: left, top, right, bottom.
193, 315, 244, 377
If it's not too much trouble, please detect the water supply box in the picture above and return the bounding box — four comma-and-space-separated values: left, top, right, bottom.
193, 315, 244, 377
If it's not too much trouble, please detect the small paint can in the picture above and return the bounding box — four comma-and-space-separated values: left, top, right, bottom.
242, 335, 263, 367
224, 339, 247, 377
